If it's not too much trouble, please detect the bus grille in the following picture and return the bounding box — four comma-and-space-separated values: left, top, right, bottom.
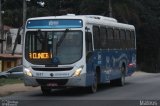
36, 79, 68, 85
32, 67, 73, 71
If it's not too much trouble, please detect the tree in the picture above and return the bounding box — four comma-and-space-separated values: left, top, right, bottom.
1, 0, 160, 72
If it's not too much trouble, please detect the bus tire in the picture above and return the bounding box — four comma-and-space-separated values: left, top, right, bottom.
116, 65, 126, 86
41, 86, 51, 95
110, 65, 125, 86
89, 72, 98, 93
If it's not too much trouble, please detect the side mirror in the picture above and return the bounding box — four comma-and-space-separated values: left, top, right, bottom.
17, 27, 23, 44
17, 35, 21, 44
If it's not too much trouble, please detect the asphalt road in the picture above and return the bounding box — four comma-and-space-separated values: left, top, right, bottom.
1, 72, 160, 106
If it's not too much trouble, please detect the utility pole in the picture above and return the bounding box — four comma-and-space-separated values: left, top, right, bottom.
108, 0, 112, 17
23, 0, 27, 27
12, 0, 27, 55
0, 0, 2, 36
0, 0, 3, 53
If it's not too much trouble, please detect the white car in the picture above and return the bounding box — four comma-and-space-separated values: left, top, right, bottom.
0, 65, 23, 79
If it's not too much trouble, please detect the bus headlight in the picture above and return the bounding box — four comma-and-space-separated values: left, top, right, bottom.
24, 68, 33, 77
73, 66, 84, 77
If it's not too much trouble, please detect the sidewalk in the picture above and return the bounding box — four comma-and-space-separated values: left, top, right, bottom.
0, 83, 40, 96
132, 71, 154, 76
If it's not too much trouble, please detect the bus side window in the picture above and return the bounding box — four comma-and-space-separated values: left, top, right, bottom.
114, 29, 120, 49
120, 29, 126, 49
93, 26, 100, 50
100, 27, 107, 49
107, 28, 114, 49
131, 31, 135, 48
126, 30, 131, 48
86, 32, 93, 53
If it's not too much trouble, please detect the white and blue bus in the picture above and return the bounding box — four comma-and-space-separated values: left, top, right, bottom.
23, 14, 136, 94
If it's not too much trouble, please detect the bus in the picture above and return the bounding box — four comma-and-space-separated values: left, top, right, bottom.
23, 14, 136, 95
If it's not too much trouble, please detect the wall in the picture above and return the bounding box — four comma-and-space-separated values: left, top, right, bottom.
4, 28, 22, 54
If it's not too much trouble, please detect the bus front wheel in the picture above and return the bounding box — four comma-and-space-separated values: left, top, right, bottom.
88, 72, 98, 93
41, 86, 51, 95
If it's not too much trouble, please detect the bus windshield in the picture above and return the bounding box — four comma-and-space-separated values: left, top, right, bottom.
25, 30, 83, 65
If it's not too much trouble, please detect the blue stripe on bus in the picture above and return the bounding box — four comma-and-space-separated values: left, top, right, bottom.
85, 49, 136, 86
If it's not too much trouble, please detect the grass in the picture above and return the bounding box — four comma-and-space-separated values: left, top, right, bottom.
0, 78, 23, 86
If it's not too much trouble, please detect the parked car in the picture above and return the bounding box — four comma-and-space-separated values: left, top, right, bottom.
0, 65, 23, 79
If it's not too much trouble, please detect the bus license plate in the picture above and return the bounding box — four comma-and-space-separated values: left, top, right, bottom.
47, 83, 58, 87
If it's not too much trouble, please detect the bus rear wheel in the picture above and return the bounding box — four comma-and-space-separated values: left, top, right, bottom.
116, 66, 126, 86
110, 66, 125, 86
41, 86, 51, 95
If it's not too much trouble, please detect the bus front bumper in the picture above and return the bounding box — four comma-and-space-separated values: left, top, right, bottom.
23, 73, 86, 87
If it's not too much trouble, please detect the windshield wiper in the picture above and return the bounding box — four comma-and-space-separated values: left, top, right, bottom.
37, 29, 44, 43
55, 29, 69, 55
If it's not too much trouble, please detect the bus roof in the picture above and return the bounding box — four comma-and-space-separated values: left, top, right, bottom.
27, 14, 135, 30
